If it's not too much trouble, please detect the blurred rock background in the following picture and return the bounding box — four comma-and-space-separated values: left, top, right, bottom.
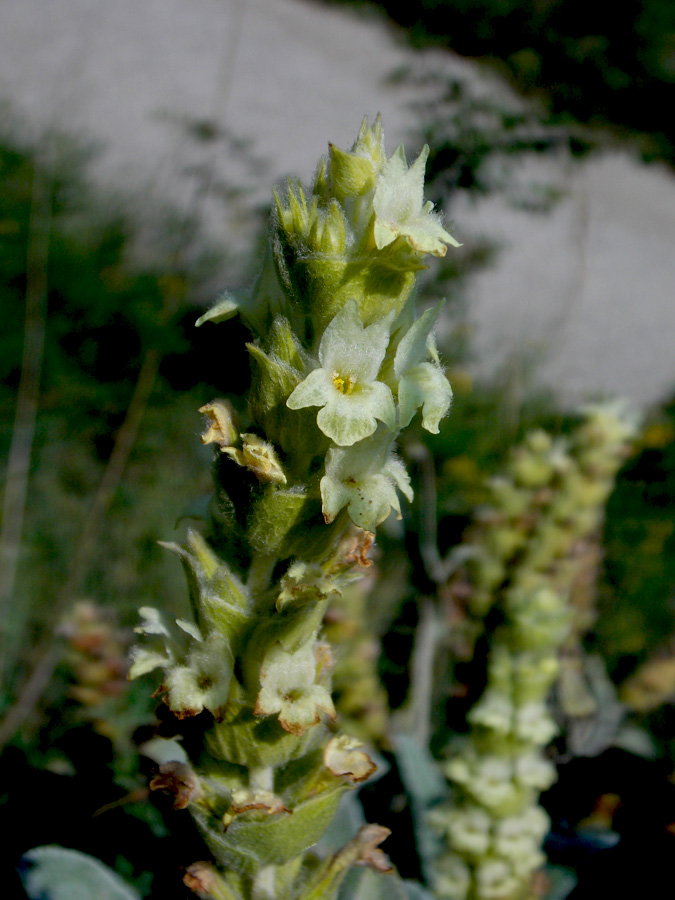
1, 0, 674, 403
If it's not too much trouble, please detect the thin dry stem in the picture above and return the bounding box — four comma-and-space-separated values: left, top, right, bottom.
0, 149, 52, 686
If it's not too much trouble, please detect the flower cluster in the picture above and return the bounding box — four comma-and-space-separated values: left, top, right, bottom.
432, 404, 636, 900
196, 118, 456, 535
131, 119, 458, 900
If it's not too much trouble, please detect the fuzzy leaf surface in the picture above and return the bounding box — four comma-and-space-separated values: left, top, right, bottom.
20, 847, 140, 900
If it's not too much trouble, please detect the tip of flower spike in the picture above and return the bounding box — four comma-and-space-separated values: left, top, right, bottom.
351, 114, 386, 170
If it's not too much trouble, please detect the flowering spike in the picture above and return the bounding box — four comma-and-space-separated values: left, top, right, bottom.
131, 118, 455, 898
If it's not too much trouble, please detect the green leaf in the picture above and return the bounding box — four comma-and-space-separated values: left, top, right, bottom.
195, 784, 346, 873
207, 707, 324, 769
543, 865, 577, 900
247, 340, 315, 454
267, 315, 306, 372
393, 734, 448, 882
20, 846, 141, 900
248, 342, 303, 412
318, 791, 367, 853
160, 529, 252, 646
336, 870, 435, 900
613, 722, 658, 758
329, 142, 378, 200
394, 734, 448, 810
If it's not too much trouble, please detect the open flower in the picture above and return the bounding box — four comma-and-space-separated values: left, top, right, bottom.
320, 430, 413, 532
254, 641, 336, 735
434, 854, 471, 900
394, 303, 453, 433
286, 301, 395, 446
514, 751, 557, 791
129, 607, 233, 718
129, 606, 205, 681
513, 702, 558, 744
493, 808, 549, 865
163, 632, 233, 719
446, 752, 521, 812
373, 144, 460, 257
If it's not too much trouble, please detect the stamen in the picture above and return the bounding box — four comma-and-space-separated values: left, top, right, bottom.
332, 371, 356, 395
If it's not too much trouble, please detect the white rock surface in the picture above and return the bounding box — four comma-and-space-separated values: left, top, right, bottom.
1, 0, 674, 407
455, 151, 675, 407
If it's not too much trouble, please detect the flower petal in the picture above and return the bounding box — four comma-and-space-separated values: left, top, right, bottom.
286, 368, 332, 410
394, 303, 443, 377
317, 394, 375, 446
319, 300, 392, 381
373, 145, 460, 257
128, 647, 172, 679
316, 381, 395, 446
384, 456, 414, 502
399, 361, 453, 432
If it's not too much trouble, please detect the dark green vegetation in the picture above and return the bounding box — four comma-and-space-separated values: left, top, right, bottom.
322, 0, 675, 164
599, 402, 675, 673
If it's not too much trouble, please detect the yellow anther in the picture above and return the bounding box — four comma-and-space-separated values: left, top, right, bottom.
332, 371, 355, 395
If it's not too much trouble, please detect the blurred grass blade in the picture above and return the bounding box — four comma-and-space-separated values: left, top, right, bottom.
0, 148, 52, 694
